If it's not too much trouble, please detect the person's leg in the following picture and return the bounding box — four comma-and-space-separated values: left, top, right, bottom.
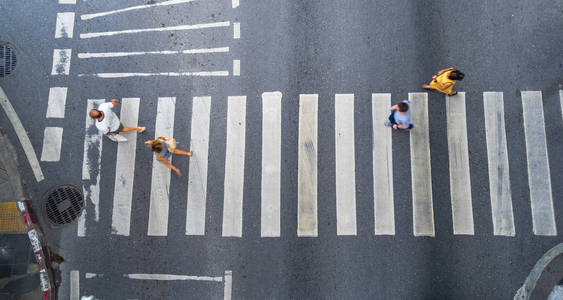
120, 123, 146, 133
388, 110, 397, 125
448, 91, 458, 96
173, 148, 192, 156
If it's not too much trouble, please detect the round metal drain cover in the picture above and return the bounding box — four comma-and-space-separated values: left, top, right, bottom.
0, 43, 17, 78
43, 185, 84, 227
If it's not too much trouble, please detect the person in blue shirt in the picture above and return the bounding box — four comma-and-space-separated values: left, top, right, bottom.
384, 100, 413, 130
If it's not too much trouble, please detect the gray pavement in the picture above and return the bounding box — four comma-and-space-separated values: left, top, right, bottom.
0, 0, 562, 299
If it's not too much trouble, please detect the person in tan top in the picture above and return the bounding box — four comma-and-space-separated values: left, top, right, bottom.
422, 67, 465, 96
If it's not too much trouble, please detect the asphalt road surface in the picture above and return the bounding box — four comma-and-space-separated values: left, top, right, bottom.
0, 0, 562, 299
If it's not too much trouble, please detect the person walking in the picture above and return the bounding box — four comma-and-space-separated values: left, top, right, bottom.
89, 99, 145, 142
145, 137, 192, 176
422, 67, 465, 96
384, 100, 413, 131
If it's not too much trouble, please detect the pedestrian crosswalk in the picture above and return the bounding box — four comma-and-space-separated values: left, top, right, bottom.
78, 91, 561, 238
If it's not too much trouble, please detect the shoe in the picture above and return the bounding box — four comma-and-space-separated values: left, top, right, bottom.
138, 126, 146, 133
111, 134, 128, 143
383, 120, 391, 127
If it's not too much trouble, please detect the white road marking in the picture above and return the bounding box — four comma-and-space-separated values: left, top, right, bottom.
233, 60, 240, 76
77, 71, 229, 78
80, 21, 231, 39
335, 94, 357, 236
85, 273, 101, 279
560, 90, 563, 121
446, 93, 474, 235
59, 0, 76, 4
483, 92, 515, 236
51, 49, 72, 75
81, 0, 196, 20
46, 87, 67, 118
186, 97, 211, 235
40, 127, 63, 162
0, 87, 44, 182
298, 94, 318, 237
124, 273, 222, 282
148, 97, 176, 236
222, 96, 246, 237
70, 270, 79, 300
224, 270, 233, 300
232, 0, 239, 8
78, 47, 229, 58
233, 22, 240, 39
409, 93, 435, 237
371, 93, 394, 235
55, 12, 75, 38
111, 98, 140, 236
521, 91, 556, 236
79, 99, 105, 237
261, 92, 282, 237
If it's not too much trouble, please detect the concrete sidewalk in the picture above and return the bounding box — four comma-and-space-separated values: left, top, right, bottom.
0, 129, 43, 299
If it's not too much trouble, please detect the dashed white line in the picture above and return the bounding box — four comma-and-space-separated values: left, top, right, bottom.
78, 47, 229, 58
51, 49, 72, 75
70, 270, 79, 300
80, 21, 231, 39
224, 270, 233, 300
81, 0, 197, 20
0, 87, 44, 182
232, 0, 240, 8
55, 12, 75, 38
40, 127, 64, 162
233, 60, 240, 76
46, 87, 67, 118
59, 0, 76, 4
77, 71, 229, 78
233, 22, 240, 39
124, 273, 223, 282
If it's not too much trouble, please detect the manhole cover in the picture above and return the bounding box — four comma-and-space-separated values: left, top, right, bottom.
43, 185, 84, 227
0, 43, 16, 78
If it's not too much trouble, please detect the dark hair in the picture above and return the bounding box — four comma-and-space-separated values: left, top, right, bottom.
151, 141, 163, 154
398, 102, 409, 112
449, 70, 464, 81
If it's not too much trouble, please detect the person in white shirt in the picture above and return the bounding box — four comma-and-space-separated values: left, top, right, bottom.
89, 99, 145, 142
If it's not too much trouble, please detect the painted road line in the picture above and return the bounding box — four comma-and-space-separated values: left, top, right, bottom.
224, 270, 233, 300
409, 93, 435, 237
59, 0, 76, 4
232, 0, 240, 8
46, 87, 67, 118
55, 12, 75, 38
78, 47, 229, 58
521, 91, 556, 236
79, 99, 105, 237
261, 92, 282, 237
80, 21, 231, 39
51, 49, 72, 75
125, 273, 223, 282
186, 97, 211, 235
483, 92, 515, 236
233, 23, 240, 39
70, 270, 79, 300
222, 96, 247, 237
111, 98, 140, 236
560, 90, 563, 121
335, 94, 357, 236
233, 60, 240, 76
298, 94, 318, 237
81, 0, 196, 20
77, 71, 229, 78
371, 93, 394, 235
0, 87, 44, 182
446, 92, 474, 235
148, 97, 176, 236
40, 127, 63, 162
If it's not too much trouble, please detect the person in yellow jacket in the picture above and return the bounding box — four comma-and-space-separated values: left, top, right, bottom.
422, 67, 464, 95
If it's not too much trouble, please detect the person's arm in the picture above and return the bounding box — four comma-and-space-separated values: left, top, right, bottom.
111, 99, 117, 107
437, 67, 456, 75
156, 156, 181, 176
390, 104, 399, 110
436, 81, 453, 90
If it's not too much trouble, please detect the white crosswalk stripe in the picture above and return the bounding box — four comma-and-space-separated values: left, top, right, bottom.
483, 92, 515, 236
147, 97, 176, 236
446, 92, 474, 235
521, 91, 556, 236
111, 98, 140, 236
75, 91, 561, 239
